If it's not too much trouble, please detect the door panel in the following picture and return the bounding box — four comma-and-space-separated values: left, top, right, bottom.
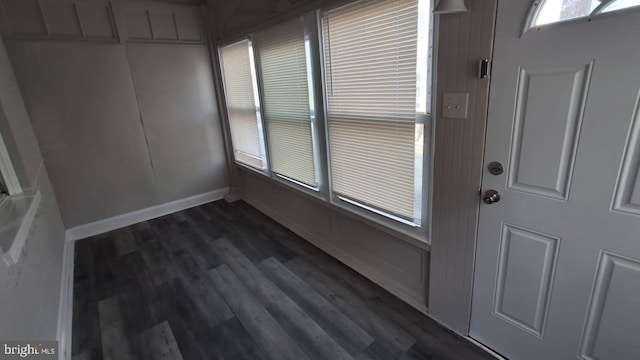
614, 105, 640, 214
579, 252, 640, 360
493, 223, 559, 338
471, 1, 640, 359
508, 64, 591, 200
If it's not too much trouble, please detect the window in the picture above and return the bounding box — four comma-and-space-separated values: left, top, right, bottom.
322, 0, 428, 226
530, 0, 640, 28
253, 18, 319, 188
219, 40, 267, 170
217, 0, 432, 233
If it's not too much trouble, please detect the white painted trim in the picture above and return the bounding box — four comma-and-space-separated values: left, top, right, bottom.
56, 235, 74, 360
66, 187, 229, 241
243, 195, 429, 315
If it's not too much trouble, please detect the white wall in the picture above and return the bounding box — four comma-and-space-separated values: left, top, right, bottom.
126, 44, 228, 203
0, 36, 67, 341
1, 1, 229, 229
242, 171, 430, 311
7, 41, 158, 228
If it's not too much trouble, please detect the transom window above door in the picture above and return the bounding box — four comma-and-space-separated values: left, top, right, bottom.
528, 0, 640, 28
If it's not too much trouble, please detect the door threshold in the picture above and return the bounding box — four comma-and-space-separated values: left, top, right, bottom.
464, 336, 506, 360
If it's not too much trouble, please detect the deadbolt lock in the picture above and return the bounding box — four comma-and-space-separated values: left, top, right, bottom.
488, 161, 504, 175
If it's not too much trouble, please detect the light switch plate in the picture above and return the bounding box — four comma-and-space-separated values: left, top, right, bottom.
442, 93, 469, 119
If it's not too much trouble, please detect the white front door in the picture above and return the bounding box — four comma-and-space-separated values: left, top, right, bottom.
470, 1, 640, 359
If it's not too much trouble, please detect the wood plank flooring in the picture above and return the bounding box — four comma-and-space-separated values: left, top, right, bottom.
72, 200, 493, 360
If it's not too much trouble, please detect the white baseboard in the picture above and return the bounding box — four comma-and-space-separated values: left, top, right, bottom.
243, 195, 429, 315
66, 188, 229, 241
57, 235, 75, 360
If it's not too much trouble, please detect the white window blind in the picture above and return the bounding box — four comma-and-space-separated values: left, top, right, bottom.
219, 40, 266, 170
254, 19, 317, 187
323, 0, 424, 223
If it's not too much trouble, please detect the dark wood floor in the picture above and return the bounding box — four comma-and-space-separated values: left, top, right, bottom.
72, 200, 493, 360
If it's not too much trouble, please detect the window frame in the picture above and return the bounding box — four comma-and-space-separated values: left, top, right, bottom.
271, 13, 330, 202
217, 38, 270, 175
251, 15, 329, 198
249, 18, 322, 194
217, 0, 435, 243
317, 0, 432, 238
219, 22, 331, 201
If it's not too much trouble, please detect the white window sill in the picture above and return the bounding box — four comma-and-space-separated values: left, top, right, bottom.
0, 190, 41, 266
330, 196, 430, 250
238, 166, 430, 250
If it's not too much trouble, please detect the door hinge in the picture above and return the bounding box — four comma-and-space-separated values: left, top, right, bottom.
479, 59, 492, 79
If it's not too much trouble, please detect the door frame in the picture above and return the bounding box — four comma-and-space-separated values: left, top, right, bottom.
427, 0, 498, 335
